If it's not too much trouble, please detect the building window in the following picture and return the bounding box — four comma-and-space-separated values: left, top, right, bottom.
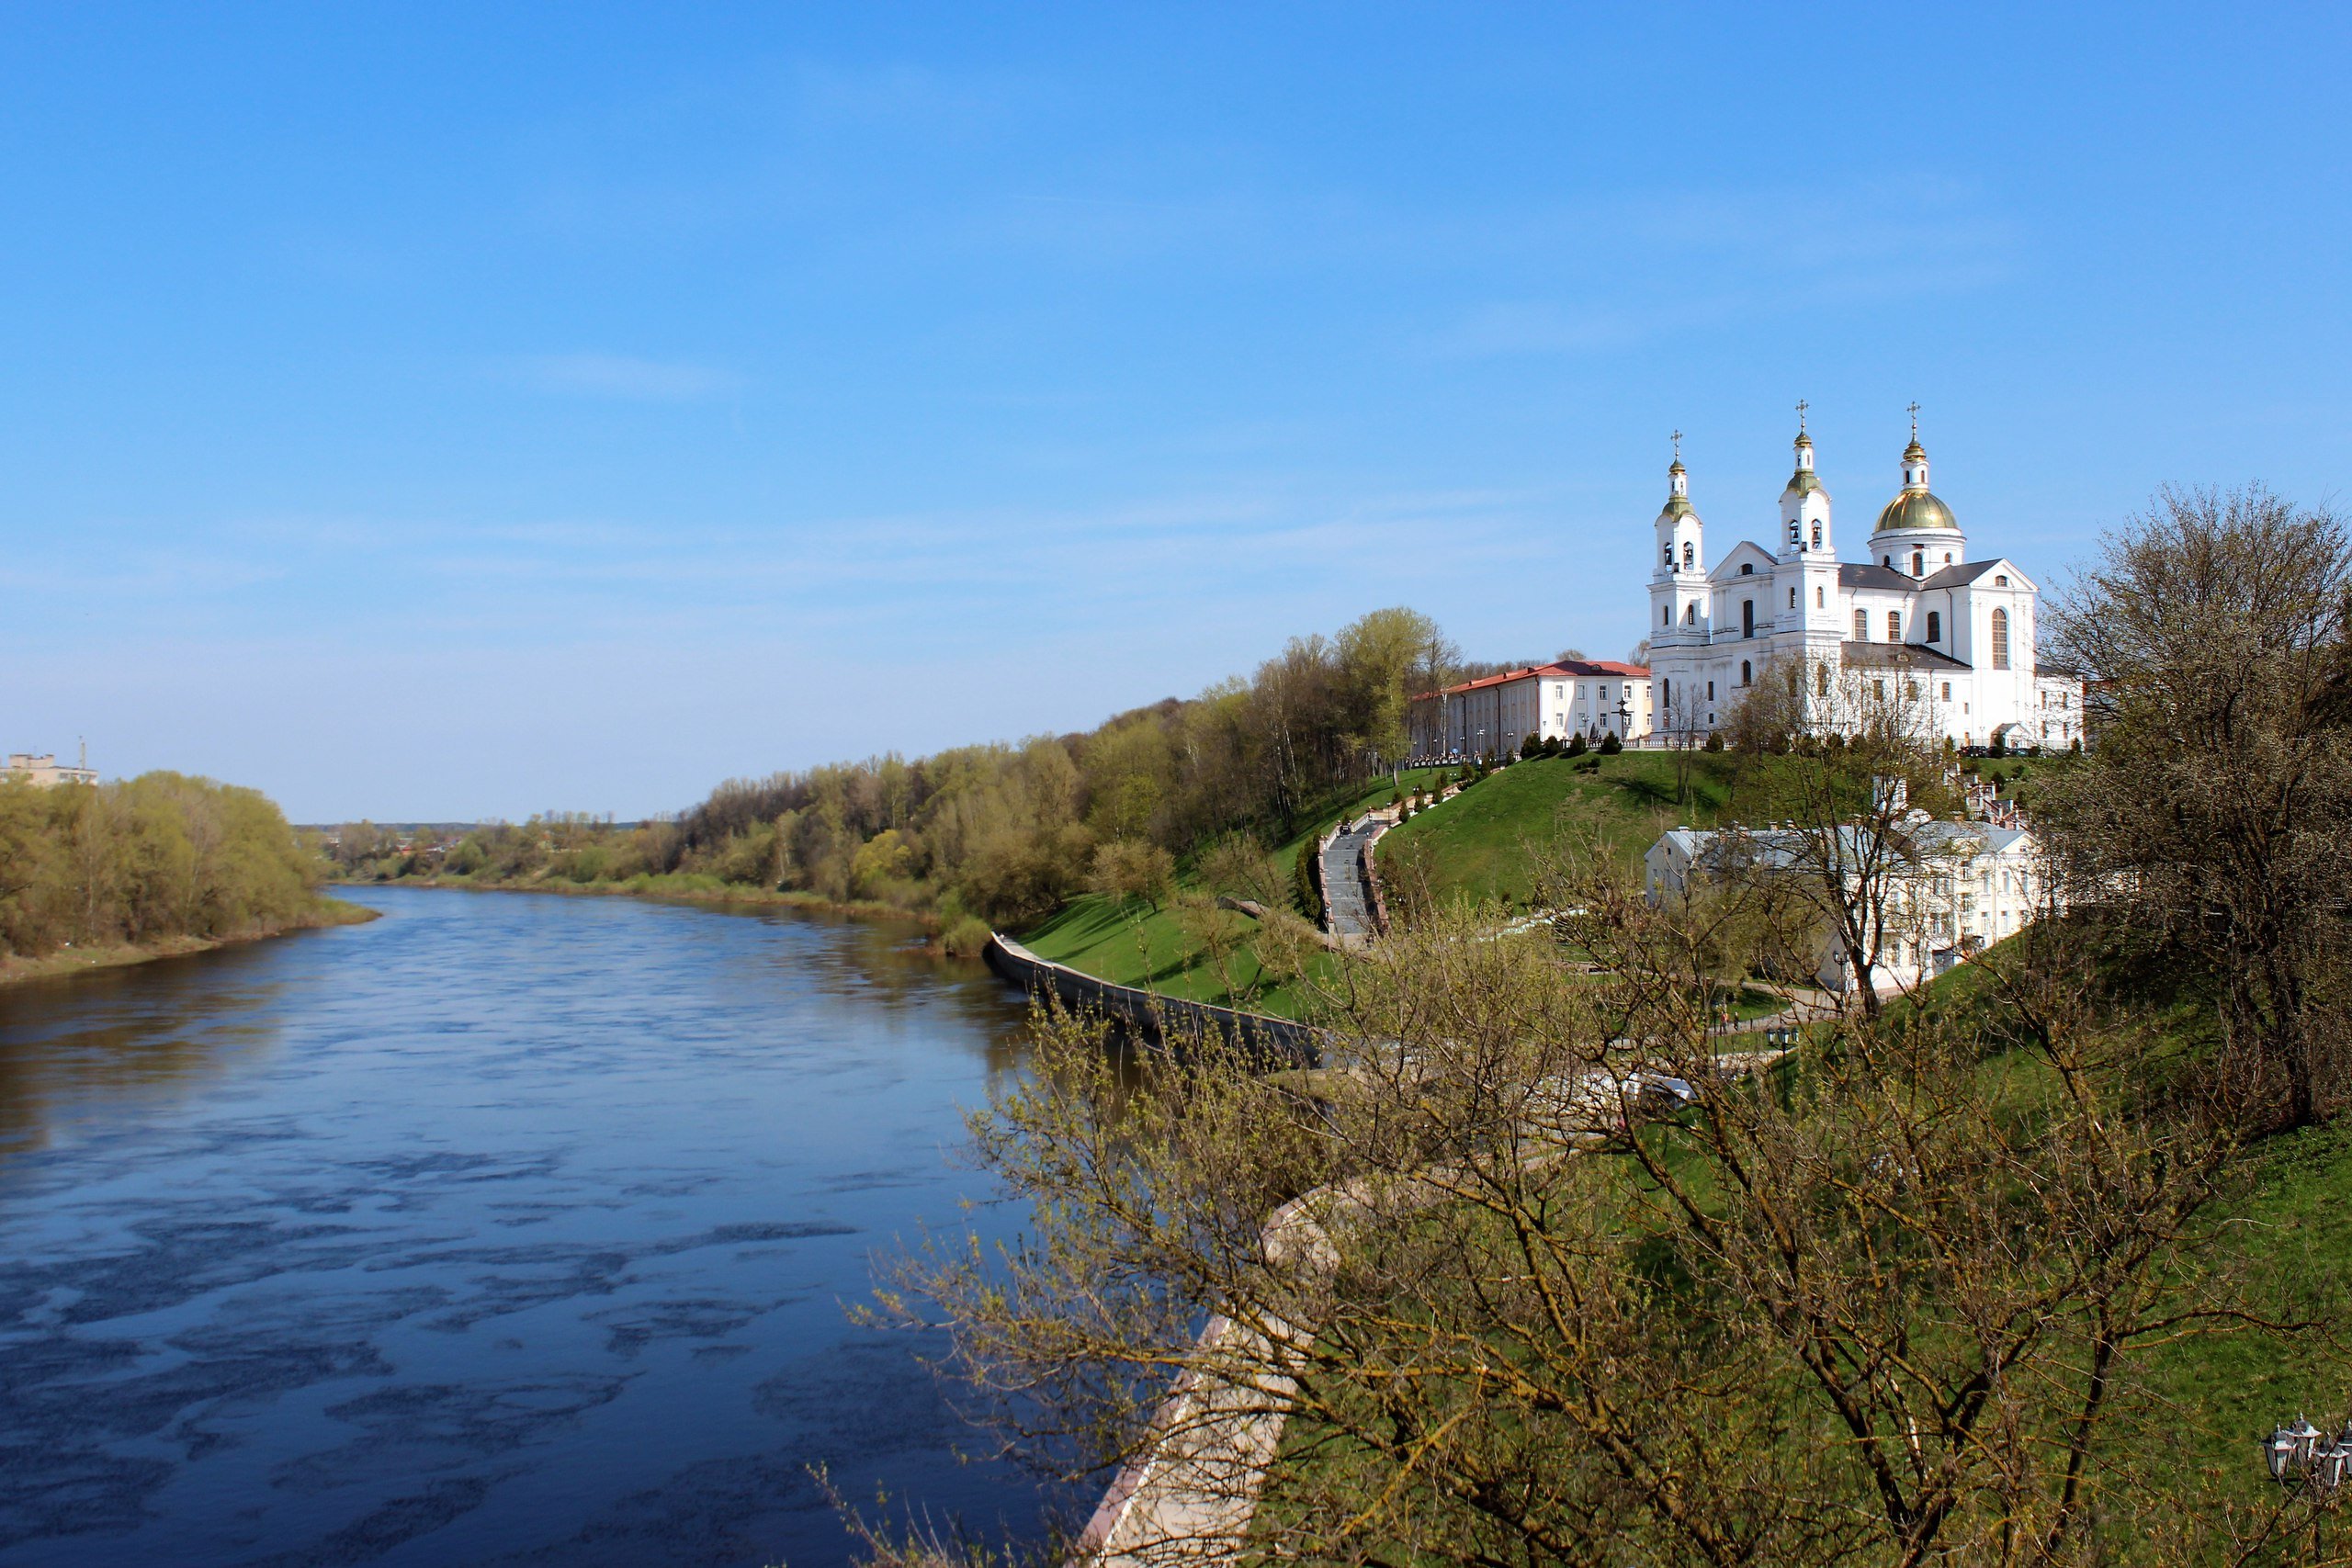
1815, 584, 1825, 608
1818, 664, 1830, 695
1741, 562, 1754, 576
1874, 679, 1886, 699
1664, 545, 1673, 568
1883, 556, 1893, 568
1707, 682, 1715, 700
1741, 660, 1752, 686
1684, 604, 1695, 624
1941, 681, 1951, 700
1888, 611, 1902, 641
1683, 542, 1696, 569
1789, 586, 1797, 609
1662, 605, 1670, 626
1854, 609, 1869, 641
1944, 552, 1953, 565
1995, 574, 2009, 586
1927, 610, 1941, 642
1810, 523, 1822, 549
1992, 607, 2011, 669
1913, 550, 1924, 576
1742, 600, 1755, 637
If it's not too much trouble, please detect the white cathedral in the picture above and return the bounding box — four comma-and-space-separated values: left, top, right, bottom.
1645, 410, 2084, 750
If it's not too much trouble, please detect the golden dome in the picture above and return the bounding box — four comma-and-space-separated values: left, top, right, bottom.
1873, 489, 1958, 535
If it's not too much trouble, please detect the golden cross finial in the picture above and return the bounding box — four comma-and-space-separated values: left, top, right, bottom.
1670, 428, 1682, 461
1907, 400, 1920, 439
1795, 398, 1808, 434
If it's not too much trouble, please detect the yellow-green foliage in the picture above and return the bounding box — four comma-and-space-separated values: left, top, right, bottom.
0, 773, 322, 958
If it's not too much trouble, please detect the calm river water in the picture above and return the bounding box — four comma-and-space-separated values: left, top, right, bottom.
0, 886, 1050, 1567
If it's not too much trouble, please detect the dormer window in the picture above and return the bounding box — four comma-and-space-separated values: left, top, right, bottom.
1740, 562, 1754, 576
1995, 573, 2009, 586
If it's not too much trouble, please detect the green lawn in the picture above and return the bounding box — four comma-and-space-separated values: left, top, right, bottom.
1377, 750, 1733, 911
1013, 769, 1446, 1020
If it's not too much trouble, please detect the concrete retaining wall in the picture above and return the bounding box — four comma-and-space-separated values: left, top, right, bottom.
985, 933, 1322, 1064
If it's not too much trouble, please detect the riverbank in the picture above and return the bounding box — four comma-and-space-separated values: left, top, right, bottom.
327, 872, 948, 936
0, 896, 379, 990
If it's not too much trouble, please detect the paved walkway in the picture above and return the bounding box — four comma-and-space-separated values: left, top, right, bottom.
1319, 823, 1380, 939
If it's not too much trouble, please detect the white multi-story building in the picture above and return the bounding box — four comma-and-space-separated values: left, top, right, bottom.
1645, 818, 2045, 993
1645, 414, 2084, 749
1408, 658, 1654, 761
4, 750, 96, 788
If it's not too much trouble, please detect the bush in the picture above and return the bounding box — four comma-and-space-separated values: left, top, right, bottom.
1089, 838, 1174, 908
1521, 735, 1541, 761
1293, 837, 1323, 923
941, 915, 992, 958
1566, 733, 1588, 757
1599, 731, 1623, 755
1703, 731, 1725, 753
1541, 735, 1562, 757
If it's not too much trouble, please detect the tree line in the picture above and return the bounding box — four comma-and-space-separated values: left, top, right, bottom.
334, 605, 1471, 928
0, 772, 327, 960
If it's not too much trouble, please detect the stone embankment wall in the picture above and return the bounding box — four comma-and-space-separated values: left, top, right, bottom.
984, 933, 1321, 1064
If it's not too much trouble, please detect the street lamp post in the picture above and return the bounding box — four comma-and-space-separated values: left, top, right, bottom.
2263, 1414, 2352, 1491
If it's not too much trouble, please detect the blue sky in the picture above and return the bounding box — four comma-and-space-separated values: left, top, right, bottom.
4, 5, 2346, 822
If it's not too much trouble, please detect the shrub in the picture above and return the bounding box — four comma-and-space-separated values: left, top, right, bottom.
1566, 733, 1588, 757
941, 915, 992, 958
1703, 731, 1725, 753
1521, 735, 1541, 761
1293, 837, 1322, 923
1599, 731, 1623, 755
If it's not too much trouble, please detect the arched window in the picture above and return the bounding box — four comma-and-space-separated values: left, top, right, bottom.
1810, 523, 1822, 549
1741, 660, 1752, 686
1664, 545, 1673, 567
1789, 587, 1797, 609
1883, 556, 1892, 568
1854, 609, 1869, 641
1684, 604, 1696, 625
1683, 541, 1695, 569
1927, 610, 1941, 642
1944, 552, 1953, 565
1815, 585, 1825, 608
1742, 600, 1755, 637
1992, 607, 2011, 669
1888, 611, 1902, 641
1817, 663, 1830, 695
1662, 604, 1670, 626
1913, 550, 1924, 576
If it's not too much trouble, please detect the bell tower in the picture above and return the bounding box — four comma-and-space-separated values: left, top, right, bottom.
1649, 433, 1708, 648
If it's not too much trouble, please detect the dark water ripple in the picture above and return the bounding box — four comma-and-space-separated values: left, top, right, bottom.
0, 887, 1044, 1566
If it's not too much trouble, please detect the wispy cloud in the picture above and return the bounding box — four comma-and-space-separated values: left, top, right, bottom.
495, 352, 742, 401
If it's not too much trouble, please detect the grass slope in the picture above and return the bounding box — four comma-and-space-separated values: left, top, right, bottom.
1378, 750, 1732, 910
1016, 770, 1444, 1019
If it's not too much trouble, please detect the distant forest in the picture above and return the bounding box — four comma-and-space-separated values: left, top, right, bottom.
331, 606, 1481, 928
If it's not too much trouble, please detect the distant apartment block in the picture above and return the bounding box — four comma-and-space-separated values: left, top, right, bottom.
6, 750, 98, 788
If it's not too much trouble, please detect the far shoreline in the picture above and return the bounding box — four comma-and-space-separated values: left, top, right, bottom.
0, 897, 380, 992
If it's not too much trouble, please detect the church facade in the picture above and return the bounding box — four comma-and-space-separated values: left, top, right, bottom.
1645, 414, 2083, 750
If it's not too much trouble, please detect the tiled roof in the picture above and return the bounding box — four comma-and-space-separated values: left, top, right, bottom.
1419, 659, 1651, 699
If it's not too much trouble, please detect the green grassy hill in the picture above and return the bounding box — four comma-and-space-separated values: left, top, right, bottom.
1377, 750, 1733, 911
1014, 769, 1443, 1019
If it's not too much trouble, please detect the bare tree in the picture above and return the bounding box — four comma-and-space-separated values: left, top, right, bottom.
2044, 485, 2352, 1130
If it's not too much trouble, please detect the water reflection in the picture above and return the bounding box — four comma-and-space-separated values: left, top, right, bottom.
0, 887, 1046, 1568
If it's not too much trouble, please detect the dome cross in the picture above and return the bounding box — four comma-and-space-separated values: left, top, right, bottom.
1907, 400, 1920, 440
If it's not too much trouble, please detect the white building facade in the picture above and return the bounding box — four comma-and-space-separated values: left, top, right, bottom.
1645, 417, 2084, 749
4, 750, 96, 788
1408, 659, 1654, 761
1645, 818, 2046, 993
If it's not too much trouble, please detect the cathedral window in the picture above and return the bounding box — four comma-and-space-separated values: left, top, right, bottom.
1913, 550, 1924, 576
1811, 523, 1821, 549
1683, 604, 1695, 625
1992, 608, 2011, 670
1996, 574, 2009, 586
1941, 682, 1951, 700
1707, 682, 1714, 700
1818, 664, 1830, 695
1663, 605, 1670, 626
1927, 611, 1941, 642
1815, 585, 1825, 608
1888, 611, 1902, 641
1683, 542, 1696, 569
1789, 587, 1797, 609
1854, 609, 1869, 641
1741, 660, 1752, 686
1742, 600, 1754, 637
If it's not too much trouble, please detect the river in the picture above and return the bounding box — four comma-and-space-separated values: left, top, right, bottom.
0, 886, 1052, 1567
